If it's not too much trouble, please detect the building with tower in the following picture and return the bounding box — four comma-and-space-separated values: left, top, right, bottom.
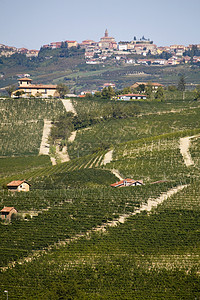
98, 29, 117, 50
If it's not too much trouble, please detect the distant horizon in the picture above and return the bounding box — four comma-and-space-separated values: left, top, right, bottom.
1, 0, 200, 50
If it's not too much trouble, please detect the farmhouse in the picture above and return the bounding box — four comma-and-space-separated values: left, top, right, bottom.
111, 179, 144, 188
1, 207, 17, 221
7, 180, 30, 192
131, 82, 164, 91
117, 94, 147, 101
13, 78, 58, 98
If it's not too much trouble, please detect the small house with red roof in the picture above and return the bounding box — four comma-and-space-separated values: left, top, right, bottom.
111, 179, 144, 188
117, 94, 147, 101
7, 180, 30, 192
1, 207, 17, 221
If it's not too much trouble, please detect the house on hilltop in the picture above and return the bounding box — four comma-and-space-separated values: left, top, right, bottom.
7, 180, 31, 192
1, 207, 17, 221
111, 179, 144, 188
12, 77, 58, 98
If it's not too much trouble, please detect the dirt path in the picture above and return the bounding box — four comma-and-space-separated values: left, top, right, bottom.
51, 101, 77, 164
39, 120, 52, 155
180, 135, 200, 167
54, 144, 70, 163
111, 169, 123, 180
101, 149, 113, 165
1, 184, 186, 272
50, 157, 56, 165
96, 184, 187, 227
68, 131, 76, 143
61, 99, 77, 115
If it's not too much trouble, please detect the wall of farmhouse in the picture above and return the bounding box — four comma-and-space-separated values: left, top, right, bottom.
21, 88, 57, 98
17, 182, 30, 192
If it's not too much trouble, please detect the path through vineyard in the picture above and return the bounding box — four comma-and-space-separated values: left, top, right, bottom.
53, 100, 77, 163
61, 99, 77, 115
101, 149, 113, 165
39, 120, 52, 156
180, 135, 200, 167
1, 184, 186, 272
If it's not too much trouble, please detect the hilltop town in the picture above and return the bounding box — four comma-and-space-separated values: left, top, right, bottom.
1, 29, 200, 66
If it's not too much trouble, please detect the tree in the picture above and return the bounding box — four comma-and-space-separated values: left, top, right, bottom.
5, 85, 16, 97
168, 85, 177, 92
94, 91, 102, 98
145, 83, 153, 99
137, 84, 145, 93
122, 86, 132, 94
35, 92, 42, 98
193, 85, 200, 101
155, 87, 164, 101
14, 90, 25, 98
177, 75, 186, 91
56, 83, 69, 98
101, 86, 115, 100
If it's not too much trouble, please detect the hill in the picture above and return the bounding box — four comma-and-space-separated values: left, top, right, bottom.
0, 48, 200, 93
1, 95, 200, 298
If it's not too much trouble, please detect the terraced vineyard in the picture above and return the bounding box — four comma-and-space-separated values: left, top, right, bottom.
1, 96, 200, 299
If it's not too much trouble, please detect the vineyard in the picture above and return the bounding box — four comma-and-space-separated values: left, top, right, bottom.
0, 98, 65, 156
0, 96, 200, 299
67, 106, 200, 158
0, 181, 174, 267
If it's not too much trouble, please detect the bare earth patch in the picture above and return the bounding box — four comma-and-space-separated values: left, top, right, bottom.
180, 135, 200, 167
101, 149, 113, 165
39, 120, 52, 155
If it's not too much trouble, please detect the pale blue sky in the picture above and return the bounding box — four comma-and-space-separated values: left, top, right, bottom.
1, 0, 200, 49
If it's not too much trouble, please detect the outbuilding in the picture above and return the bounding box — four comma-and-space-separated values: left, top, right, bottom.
111, 178, 144, 188
1, 207, 17, 221
7, 180, 31, 192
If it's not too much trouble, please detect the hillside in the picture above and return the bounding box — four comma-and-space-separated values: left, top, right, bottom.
1, 49, 200, 93
1, 95, 200, 299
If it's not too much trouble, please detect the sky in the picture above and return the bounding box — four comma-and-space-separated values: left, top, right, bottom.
1, 0, 200, 50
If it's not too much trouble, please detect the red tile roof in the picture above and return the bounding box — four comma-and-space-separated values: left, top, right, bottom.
111, 179, 143, 187
1, 207, 15, 213
18, 77, 32, 81
7, 180, 30, 187
133, 82, 164, 87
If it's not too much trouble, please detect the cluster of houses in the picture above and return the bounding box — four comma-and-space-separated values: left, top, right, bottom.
12, 76, 164, 99
1, 30, 200, 66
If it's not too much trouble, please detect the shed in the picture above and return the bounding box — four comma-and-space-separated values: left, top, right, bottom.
7, 180, 31, 192
111, 178, 144, 188
1, 207, 17, 221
